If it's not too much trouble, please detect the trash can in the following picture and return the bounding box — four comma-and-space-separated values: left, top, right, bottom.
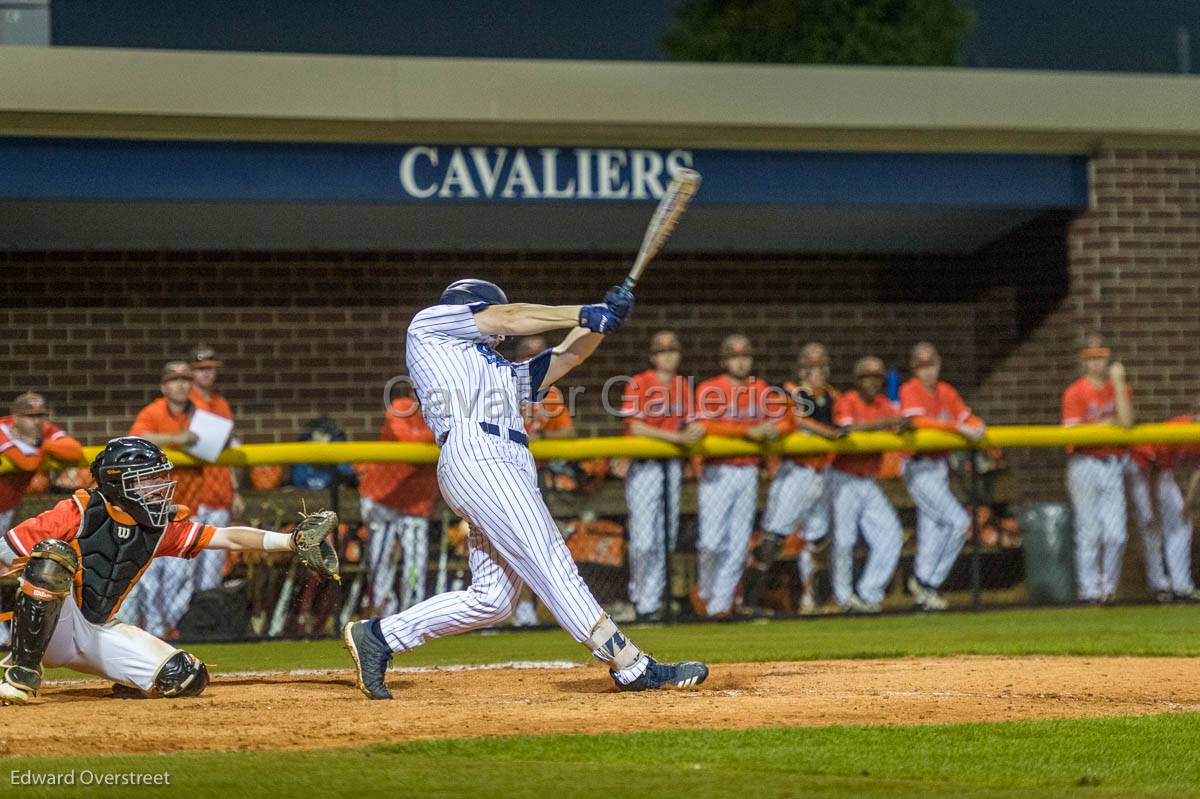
1018, 502, 1076, 604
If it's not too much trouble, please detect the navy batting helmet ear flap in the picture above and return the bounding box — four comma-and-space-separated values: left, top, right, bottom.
440, 279, 508, 307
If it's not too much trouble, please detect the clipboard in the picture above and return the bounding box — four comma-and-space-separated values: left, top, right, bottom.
185, 409, 235, 463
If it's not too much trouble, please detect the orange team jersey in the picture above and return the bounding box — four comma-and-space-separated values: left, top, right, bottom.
832, 390, 900, 477
695, 374, 781, 467
780, 381, 839, 469
522, 386, 574, 439
129, 398, 203, 512
899, 378, 975, 460
4, 492, 215, 621
0, 417, 84, 514
1131, 416, 1200, 471
622, 369, 692, 434
1061, 377, 1133, 459
190, 388, 235, 509
359, 398, 440, 516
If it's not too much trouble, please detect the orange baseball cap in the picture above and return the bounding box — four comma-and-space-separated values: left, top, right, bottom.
161, 361, 194, 382
190, 345, 223, 369
720, 335, 753, 359
650, 331, 681, 354
10, 391, 49, 416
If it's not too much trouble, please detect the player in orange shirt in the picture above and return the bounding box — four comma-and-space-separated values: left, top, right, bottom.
899, 342, 985, 611
0, 392, 84, 647
1123, 405, 1200, 602
118, 361, 203, 638
188, 345, 244, 594
693, 335, 786, 617
1062, 335, 1134, 604
829, 356, 913, 613
359, 388, 439, 615
621, 331, 705, 620
747, 343, 843, 616
0, 437, 337, 704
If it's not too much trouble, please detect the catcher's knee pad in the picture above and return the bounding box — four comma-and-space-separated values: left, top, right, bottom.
153, 651, 210, 698
751, 533, 784, 571
5, 539, 78, 696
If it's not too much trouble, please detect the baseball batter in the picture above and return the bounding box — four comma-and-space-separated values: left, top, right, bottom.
342, 279, 708, 699
744, 343, 841, 616
621, 330, 704, 620
1062, 336, 1134, 604
899, 342, 984, 611
0, 437, 338, 704
693, 335, 783, 617
829, 356, 913, 613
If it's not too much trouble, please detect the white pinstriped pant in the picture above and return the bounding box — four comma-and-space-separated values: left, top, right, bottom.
828, 470, 902, 605
697, 464, 758, 616
1067, 454, 1128, 600
361, 497, 430, 615
624, 459, 680, 616
1124, 461, 1195, 595
902, 457, 969, 589
0, 508, 11, 646
378, 429, 603, 654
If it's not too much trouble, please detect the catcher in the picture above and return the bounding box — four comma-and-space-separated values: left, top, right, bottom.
0, 436, 338, 705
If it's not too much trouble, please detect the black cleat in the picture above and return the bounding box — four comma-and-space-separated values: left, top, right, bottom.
343, 620, 394, 700
615, 657, 709, 691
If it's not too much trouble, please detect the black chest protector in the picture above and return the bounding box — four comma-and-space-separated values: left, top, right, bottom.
73, 491, 165, 624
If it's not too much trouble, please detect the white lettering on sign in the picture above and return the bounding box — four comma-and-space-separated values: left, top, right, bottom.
398, 146, 694, 200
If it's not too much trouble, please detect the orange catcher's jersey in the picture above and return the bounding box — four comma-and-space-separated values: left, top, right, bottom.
359, 398, 439, 517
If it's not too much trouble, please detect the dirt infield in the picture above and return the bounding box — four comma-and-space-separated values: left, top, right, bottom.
2, 656, 1199, 756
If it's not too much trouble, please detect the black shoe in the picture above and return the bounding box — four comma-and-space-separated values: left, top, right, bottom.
614, 657, 708, 691
343, 620, 394, 700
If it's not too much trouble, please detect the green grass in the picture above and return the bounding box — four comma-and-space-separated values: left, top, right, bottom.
61, 604, 1200, 677
5, 713, 1200, 798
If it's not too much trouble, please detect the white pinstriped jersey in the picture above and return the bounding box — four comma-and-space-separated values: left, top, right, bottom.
406, 304, 551, 441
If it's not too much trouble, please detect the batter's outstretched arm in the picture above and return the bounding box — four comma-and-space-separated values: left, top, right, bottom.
540, 328, 604, 389
475, 304, 583, 337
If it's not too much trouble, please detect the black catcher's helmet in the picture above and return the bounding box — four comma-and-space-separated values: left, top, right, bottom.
90, 437, 177, 529
440, 279, 508, 307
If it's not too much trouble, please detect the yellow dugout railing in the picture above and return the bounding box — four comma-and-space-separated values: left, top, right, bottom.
2, 423, 1199, 474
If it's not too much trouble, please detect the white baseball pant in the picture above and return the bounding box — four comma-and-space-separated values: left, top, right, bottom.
697, 463, 758, 616
361, 497, 430, 615
828, 470, 902, 605
378, 430, 606, 655
0, 508, 12, 647
44, 597, 180, 692
762, 461, 829, 592
902, 457, 969, 589
1124, 461, 1196, 595
192, 505, 231, 593
624, 459, 681, 616
1067, 454, 1129, 600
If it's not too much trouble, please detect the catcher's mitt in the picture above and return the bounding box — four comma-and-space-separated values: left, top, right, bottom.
292, 509, 341, 582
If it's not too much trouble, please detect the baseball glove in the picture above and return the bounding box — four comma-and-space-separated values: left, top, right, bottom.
292, 509, 341, 582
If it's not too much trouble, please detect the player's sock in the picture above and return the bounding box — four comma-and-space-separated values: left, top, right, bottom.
610, 655, 650, 685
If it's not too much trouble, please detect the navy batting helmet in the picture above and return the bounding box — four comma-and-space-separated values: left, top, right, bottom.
440, 279, 508, 307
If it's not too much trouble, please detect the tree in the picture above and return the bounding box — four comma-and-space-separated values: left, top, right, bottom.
663, 0, 973, 66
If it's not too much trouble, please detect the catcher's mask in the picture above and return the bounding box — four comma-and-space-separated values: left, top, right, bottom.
90, 437, 177, 529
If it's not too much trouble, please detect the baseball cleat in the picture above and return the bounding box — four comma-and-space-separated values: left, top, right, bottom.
342, 620, 394, 700
0, 666, 38, 706
844, 595, 882, 614
907, 576, 948, 611
615, 657, 709, 691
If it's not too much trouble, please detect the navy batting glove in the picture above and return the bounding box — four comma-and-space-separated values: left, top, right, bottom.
602, 285, 635, 321
579, 303, 625, 334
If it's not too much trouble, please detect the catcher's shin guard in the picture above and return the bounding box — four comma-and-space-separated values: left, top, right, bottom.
742, 533, 784, 610
1, 539, 78, 705
152, 651, 210, 698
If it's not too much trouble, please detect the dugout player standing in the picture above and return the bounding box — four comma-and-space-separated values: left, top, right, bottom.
829, 356, 913, 613
0, 392, 83, 647
899, 342, 984, 611
744, 343, 841, 616
358, 387, 439, 614
694, 335, 783, 617
0, 437, 337, 704
188, 345, 244, 593
1062, 335, 1134, 604
342, 279, 708, 699
622, 330, 705, 620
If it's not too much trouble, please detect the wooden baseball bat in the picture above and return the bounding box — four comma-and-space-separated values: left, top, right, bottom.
622, 168, 702, 291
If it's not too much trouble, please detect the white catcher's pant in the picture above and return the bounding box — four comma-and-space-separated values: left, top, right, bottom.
1124, 462, 1195, 595
828, 470, 902, 605
361, 497, 430, 615
902, 457, 969, 589
45, 597, 180, 692
697, 463, 758, 616
0, 508, 12, 647
378, 429, 605, 654
1067, 454, 1129, 600
624, 459, 681, 616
